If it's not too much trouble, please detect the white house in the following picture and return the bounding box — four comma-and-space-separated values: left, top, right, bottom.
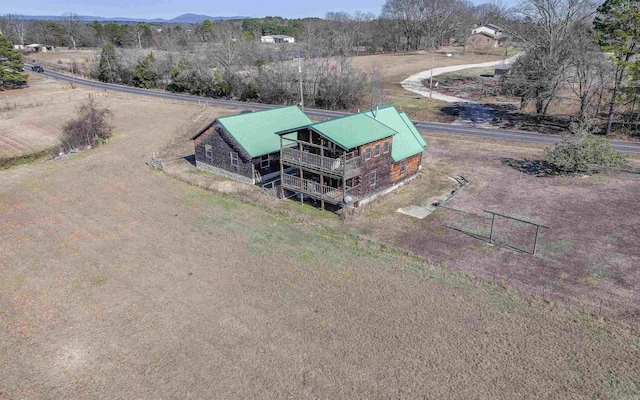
25, 44, 53, 52
260, 35, 295, 44
471, 24, 503, 39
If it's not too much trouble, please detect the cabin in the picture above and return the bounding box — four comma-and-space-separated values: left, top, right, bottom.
191, 106, 312, 184
467, 23, 505, 49
275, 106, 427, 210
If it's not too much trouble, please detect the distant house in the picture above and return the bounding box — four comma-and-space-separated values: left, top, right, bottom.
191, 106, 312, 184
275, 106, 427, 210
261, 35, 295, 44
472, 23, 504, 38
24, 44, 54, 52
467, 23, 505, 49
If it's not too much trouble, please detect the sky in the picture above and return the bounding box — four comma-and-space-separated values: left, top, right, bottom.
1, 0, 502, 19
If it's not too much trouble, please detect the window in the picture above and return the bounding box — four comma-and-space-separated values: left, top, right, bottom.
374, 143, 381, 157
369, 170, 377, 187
205, 144, 213, 162
365, 147, 372, 160
230, 152, 238, 168
383, 141, 390, 154
260, 154, 269, 169
400, 159, 406, 174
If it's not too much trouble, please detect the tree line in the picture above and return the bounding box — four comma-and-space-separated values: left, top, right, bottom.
500, 0, 640, 135
1, 2, 508, 54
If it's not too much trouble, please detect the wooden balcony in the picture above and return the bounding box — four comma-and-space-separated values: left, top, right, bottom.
281, 173, 359, 205
281, 147, 361, 178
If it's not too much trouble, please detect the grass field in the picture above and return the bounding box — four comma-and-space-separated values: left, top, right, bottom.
1, 79, 639, 399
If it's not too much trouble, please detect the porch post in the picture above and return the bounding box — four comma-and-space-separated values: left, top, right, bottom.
342, 153, 346, 208
320, 140, 325, 211
279, 135, 284, 199
299, 141, 303, 205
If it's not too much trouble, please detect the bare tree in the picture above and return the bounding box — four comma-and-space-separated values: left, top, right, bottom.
502, 0, 598, 115
3, 15, 27, 46
381, 0, 423, 50
566, 24, 613, 120
214, 29, 247, 71
62, 12, 80, 49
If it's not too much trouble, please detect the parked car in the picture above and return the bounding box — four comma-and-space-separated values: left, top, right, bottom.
32, 65, 44, 73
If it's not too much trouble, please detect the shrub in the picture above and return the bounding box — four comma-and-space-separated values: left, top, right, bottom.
60, 96, 113, 153
542, 120, 627, 172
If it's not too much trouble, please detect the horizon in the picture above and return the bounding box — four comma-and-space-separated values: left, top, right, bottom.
2, 0, 515, 20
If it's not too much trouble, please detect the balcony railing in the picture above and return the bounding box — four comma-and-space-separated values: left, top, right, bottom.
282, 173, 359, 203
282, 147, 360, 176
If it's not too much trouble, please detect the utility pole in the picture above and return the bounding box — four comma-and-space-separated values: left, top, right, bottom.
298, 56, 304, 110
429, 53, 434, 99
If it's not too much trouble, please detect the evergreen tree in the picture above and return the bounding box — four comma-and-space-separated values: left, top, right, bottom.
133, 52, 159, 89
0, 34, 27, 89
594, 0, 640, 134
98, 43, 118, 83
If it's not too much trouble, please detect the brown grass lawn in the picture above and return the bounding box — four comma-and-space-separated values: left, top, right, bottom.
0, 75, 84, 163
1, 83, 639, 399
350, 49, 505, 87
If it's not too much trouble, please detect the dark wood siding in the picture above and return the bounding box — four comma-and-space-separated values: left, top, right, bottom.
358, 137, 393, 197
390, 153, 421, 183
193, 125, 254, 180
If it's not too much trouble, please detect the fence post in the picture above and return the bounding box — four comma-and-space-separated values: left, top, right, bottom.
489, 213, 496, 243
533, 225, 541, 255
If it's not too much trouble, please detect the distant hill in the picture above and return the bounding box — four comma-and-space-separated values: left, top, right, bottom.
12, 13, 250, 23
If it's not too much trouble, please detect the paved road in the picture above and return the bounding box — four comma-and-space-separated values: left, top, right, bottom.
29, 67, 640, 154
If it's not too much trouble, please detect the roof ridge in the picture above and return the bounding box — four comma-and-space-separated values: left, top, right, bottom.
362, 112, 399, 135
398, 112, 426, 146
357, 105, 395, 116
217, 105, 300, 121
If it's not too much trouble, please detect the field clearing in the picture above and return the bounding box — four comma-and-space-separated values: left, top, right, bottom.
352, 49, 505, 121
1, 84, 639, 398
350, 49, 504, 86
26, 49, 98, 75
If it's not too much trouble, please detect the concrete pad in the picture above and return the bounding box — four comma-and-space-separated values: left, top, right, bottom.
397, 205, 436, 219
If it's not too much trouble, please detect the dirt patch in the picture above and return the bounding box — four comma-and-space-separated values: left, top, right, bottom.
357, 133, 640, 322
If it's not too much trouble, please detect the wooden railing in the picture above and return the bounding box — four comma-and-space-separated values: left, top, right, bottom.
281, 147, 360, 175
281, 173, 359, 202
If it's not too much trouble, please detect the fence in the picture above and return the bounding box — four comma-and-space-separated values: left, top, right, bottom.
444, 207, 549, 255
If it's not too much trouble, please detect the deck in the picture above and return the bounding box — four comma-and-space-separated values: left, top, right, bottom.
281, 147, 361, 179
281, 173, 359, 205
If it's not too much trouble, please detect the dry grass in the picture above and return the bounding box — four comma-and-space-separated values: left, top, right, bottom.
356, 132, 640, 323
351, 48, 504, 86
0, 83, 639, 399
26, 49, 99, 74
351, 48, 504, 122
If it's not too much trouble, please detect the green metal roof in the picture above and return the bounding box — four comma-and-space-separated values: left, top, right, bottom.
216, 106, 312, 158
362, 107, 427, 162
308, 113, 397, 150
